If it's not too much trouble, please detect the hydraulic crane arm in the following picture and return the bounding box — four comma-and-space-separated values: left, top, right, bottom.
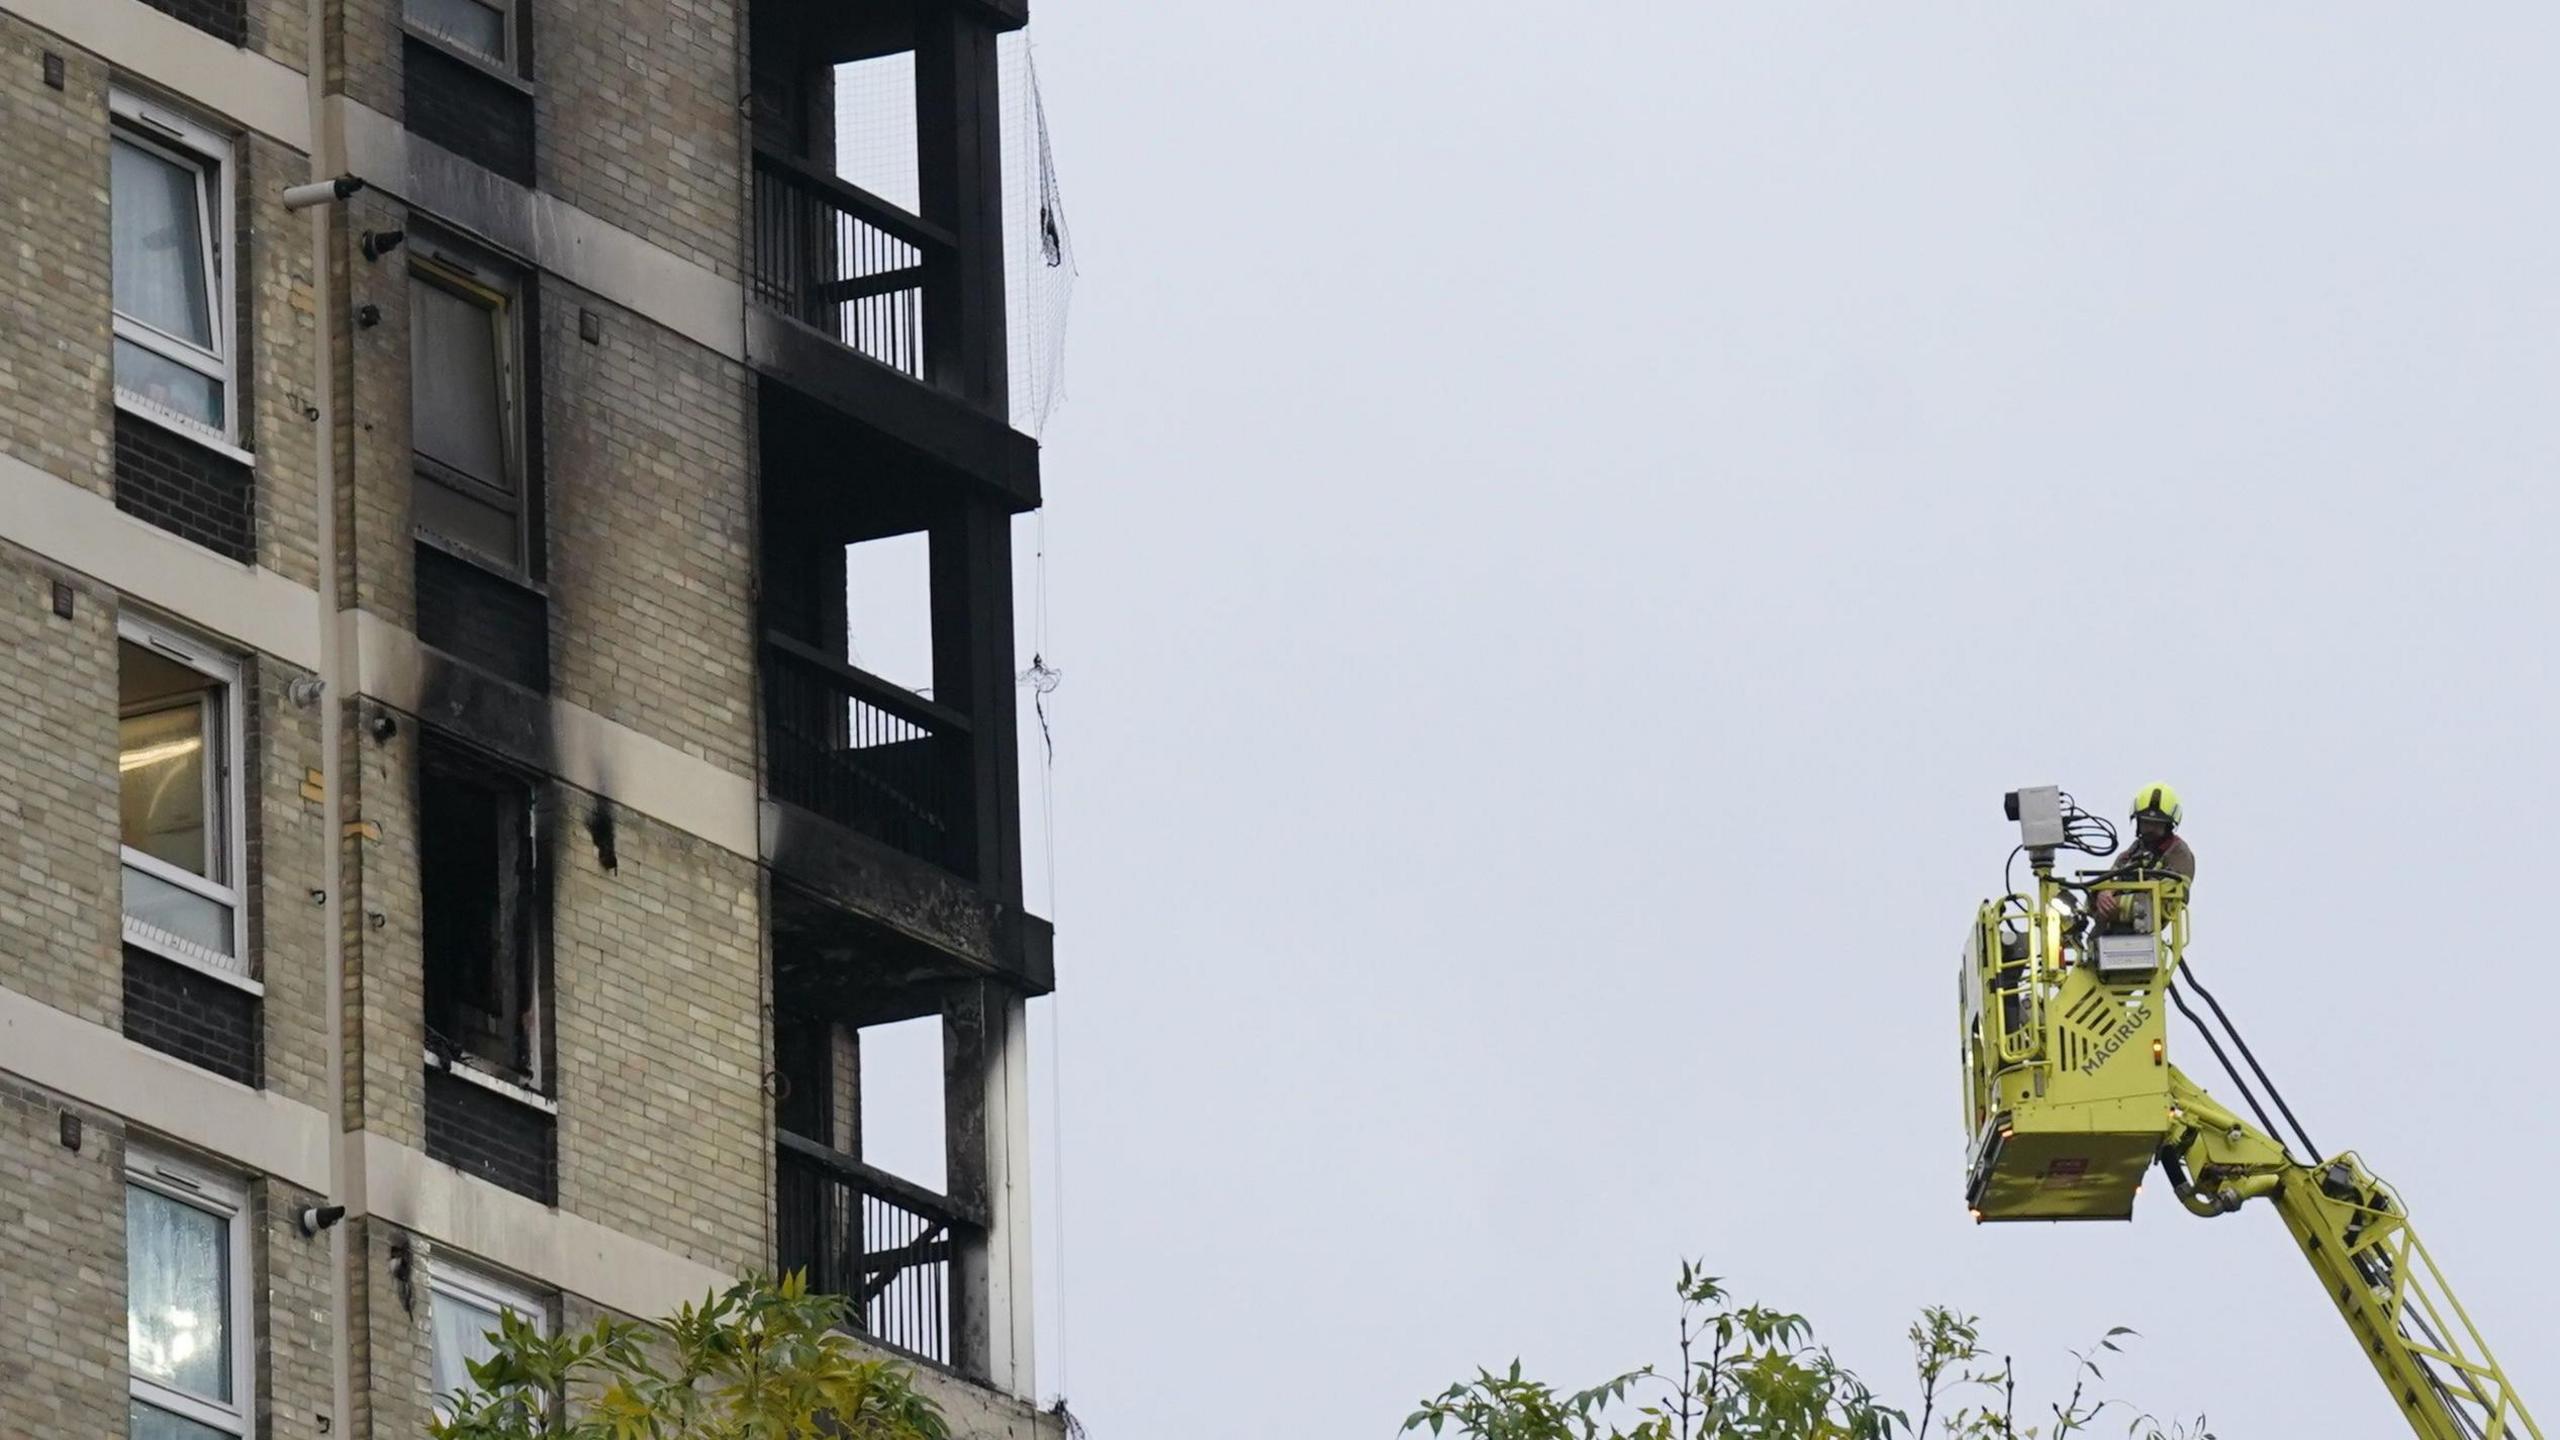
1962, 787, 2543, 1440
2159, 1067, 2541, 1440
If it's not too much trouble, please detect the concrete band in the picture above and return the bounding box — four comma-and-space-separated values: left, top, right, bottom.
0, 455, 760, 858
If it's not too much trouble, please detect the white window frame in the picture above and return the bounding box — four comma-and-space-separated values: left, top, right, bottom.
406, 0, 519, 72
409, 234, 532, 577
428, 1256, 547, 1421
108, 90, 244, 455
118, 612, 254, 993
125, 1145, 254, 1440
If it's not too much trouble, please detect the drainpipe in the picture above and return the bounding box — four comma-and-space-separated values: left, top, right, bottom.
299, 0, 356, 1432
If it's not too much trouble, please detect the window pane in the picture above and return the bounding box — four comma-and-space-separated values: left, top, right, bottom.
410, 0, 506, 59
130, 1399, 233, 1440
115, 339, 224, 429
120, 702, 210, 876
123, 864, 235, 960
411, 278, 510, 490
431, 1289, 506, 1410
112, 138, 214, 349
127, 1185, 231, 1403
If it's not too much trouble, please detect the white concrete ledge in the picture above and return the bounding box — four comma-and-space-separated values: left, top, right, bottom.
0, 983, 332, 1191
0, 451, 325, 667
0, 458, 758, 859
361, 1131, 735, 1323
2, 0, 312, 151
0, 16, 741, 362
333, 99, 747, 361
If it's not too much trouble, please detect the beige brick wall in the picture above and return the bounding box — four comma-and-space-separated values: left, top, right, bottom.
358, 1220, 438, 1439
245, 0, 312, 76
535, 0, 745, 281
258, 1178, 339, 1440
553, 802, 770, 1273
0, 19, 324, 589
337, 186, 419, 626
345, 705, 427, 1148
0, 18, 112, 494
0, 1080, 126, 1440
0, 546, 120, 1030
336, 186, 419, 628
0, 544, 338, 1070
241, 132, 326, 591
0, 1078, 345, 1440
331, 0, 405, 118
543, 284, 759, 778
254, 654, 334, 1111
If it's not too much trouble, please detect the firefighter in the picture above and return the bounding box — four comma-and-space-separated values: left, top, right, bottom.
2096, 782, 2192, 922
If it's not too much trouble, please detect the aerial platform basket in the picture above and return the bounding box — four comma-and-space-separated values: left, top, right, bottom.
1959, 874, 2186, 1222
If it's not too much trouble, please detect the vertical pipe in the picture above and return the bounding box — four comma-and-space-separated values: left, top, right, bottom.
300, 0, 354, 1433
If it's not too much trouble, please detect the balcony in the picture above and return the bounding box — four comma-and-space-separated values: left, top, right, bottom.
776, 1129, 983, 1372
749, 150, 946, 385
762, 630, 975, 881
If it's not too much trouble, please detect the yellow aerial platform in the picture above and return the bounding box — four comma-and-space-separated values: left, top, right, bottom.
1960, 785, 2542, 1440
1958, 870, 2180, 1222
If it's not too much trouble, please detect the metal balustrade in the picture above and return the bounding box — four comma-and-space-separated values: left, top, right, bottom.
775, 1130, 980, 1370
762, 631, 975, 878
750, 148, 951, 382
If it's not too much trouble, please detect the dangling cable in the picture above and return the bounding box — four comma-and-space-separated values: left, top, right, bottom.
1018, 505, 1071, 1408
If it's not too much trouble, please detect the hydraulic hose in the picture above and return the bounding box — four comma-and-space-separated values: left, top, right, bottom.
2179, 959, 2324, 1161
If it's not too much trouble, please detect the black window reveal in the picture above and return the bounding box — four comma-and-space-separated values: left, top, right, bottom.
420, 746, 544, 1088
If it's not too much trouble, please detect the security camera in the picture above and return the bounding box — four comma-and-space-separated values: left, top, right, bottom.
282, 175, 366, 211
298, 1204, 348, 1236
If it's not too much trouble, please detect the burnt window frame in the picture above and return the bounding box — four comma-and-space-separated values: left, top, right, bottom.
408, 230, 539, 582
418, 737, 551, 1096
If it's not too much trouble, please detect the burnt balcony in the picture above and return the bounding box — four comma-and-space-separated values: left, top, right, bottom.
777, 1129, 984, 1373
746, 150, 1037, 508
750, 150, 946, 385
763, 631, 976, 881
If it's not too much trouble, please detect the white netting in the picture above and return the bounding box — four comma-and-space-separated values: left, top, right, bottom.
1001, 34, 1075, 437
834, 38, 1076, 438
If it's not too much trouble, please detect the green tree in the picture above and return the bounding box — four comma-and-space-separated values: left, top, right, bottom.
1405, 1262, 2212, 1440
430, 1272, 949, 1440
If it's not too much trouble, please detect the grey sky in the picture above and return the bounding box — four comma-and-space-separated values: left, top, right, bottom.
1003, 5, 2560, 1434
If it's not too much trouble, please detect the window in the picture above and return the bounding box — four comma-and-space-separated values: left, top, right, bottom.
126, 1148, 251, 1440
408, 0, 513, 66
410, 237, 529, 573
119, 617, 247, 983
110, 92, 236, 445
420, 746, 545, 1088
428, 1259, 544, 1420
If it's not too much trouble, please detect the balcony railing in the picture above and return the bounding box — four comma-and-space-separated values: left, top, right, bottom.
750, 148, 952, 383
776, 1130, 981, 1370
763, 631, 976, 878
